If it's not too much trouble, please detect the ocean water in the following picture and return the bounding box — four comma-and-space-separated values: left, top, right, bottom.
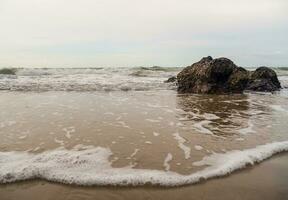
0, 67, 288, 186
0, 67, 179, 91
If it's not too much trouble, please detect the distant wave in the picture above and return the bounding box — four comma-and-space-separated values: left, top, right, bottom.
0, 67, 179, 91
129, 67, 181, 77
1, 141, 288, 186
276, 67, 288, 71
136, 66, 182, 72
3, 67, 180, 76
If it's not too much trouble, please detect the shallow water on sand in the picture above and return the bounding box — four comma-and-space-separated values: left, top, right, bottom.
0, 89, 288, 186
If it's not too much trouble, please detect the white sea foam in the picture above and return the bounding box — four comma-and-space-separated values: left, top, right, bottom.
173, 133, 191, 159
192, 120, 213, 135
163, 153, 173, 171
146, 119, 161, 123
63, 127, 75, 139
0, 141, 288, 186
194, 145, 203, 151
153, 132, 160, 136
202, 113, 220, 120
116, 121, 131, 129
130, 149, 139, 158
0, 121, 16, 128
238, 120, 256, 135
18, 135, 27, 140
54, 138, 65, 146
270, 105, 287, 112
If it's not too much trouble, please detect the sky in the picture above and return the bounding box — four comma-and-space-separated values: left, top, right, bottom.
0, 0, 287, 68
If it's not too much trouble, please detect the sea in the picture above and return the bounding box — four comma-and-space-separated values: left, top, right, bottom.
0, 66, 288, 186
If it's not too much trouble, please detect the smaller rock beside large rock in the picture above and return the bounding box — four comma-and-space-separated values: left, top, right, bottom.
164, 76, 177, 83
176, 56, 281, 94
246, 67, 281, 92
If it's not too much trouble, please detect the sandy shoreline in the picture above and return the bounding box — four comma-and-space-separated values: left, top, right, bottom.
1, 153, 288, 200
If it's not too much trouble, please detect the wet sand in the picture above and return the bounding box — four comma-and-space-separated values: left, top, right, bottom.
1, 90, 288, 199
1, 153, 288, 200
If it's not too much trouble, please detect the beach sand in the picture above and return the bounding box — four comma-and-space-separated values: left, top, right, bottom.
1, 153, 288, 200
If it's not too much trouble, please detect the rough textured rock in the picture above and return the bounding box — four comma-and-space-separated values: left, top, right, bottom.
177, 56, 281, 94
178, 56, 240, 93
227, 67, 250, 92
246, 67, 281, 92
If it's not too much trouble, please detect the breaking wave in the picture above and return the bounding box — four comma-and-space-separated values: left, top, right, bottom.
0, 67, 179, 91
1, 141, 288, 186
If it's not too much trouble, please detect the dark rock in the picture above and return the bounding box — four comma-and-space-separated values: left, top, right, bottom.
0, 68, 17, 75
177, 56, 239, 93
164, 76, 177, 83
246, 67, 281, 92
177, 57, 281, 94
227, 67, 249, 92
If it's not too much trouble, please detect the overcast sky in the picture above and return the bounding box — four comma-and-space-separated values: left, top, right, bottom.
0, 0, 287, 68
